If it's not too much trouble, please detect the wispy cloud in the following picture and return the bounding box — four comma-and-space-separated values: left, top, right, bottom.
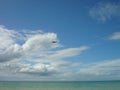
78, 59, 120, 80
89, 2, 120, 22
108, 32, 120, 40
43, 46, 89, 60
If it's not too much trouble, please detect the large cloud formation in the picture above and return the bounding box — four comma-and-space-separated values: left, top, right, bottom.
0, 25, 120, 81
0, 25, 89, 80
0, 25, 61, 62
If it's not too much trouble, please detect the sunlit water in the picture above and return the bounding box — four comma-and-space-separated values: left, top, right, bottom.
0, 81, 120, 90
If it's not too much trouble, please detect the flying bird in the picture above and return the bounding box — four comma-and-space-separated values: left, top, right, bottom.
52, 41, 57, 43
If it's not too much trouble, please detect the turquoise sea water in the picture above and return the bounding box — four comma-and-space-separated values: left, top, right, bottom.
0, 81, 120, 90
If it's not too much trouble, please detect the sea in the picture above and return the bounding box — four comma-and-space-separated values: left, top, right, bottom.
0, 81, 120, 90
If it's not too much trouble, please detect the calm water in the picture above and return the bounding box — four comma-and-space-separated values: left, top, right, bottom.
0, 81, 120, 90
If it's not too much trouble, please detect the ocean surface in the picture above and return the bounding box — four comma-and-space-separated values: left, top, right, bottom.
0, 81, 120, 90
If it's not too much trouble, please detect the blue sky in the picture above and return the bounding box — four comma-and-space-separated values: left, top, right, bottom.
0, 0, 120, 81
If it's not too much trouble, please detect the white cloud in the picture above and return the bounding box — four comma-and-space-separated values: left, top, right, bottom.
0, 25, 90, 81
22, 33, 60, 52
19, 63, 58, 76
0, 25, 17, 49
78, 59, 120, 80
0, 44, 23, 62
42, 46, 89, 61
0, 25, 61, 62
0, 59, 82, 80
89, 2, 120, 22
0, 43, 120, 81
108, 32, 120, 40
1, 25, 120, 81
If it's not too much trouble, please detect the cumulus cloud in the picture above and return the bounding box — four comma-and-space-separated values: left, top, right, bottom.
0, 25, 61, 62
1, 25, 119, 81
20, 64, 57, 76
0, 25, 90, 80
22, 33, 60, 52
108, 32, 120, 40
0, 25, 18, 49
0, 44, 23, 62
1, 58, 120, 81
89, 2, 120, 22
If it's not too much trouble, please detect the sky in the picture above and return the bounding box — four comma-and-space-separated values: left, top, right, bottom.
0, 0, 120, 81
